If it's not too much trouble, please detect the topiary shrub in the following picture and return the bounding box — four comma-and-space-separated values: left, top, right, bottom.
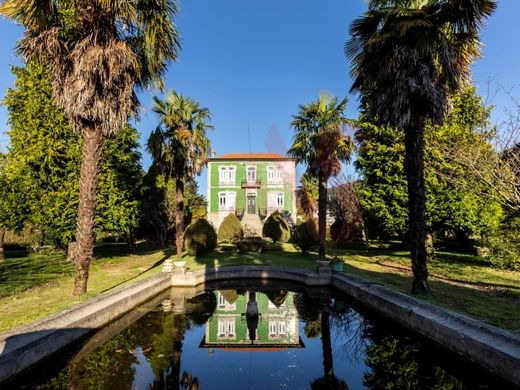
218, 213, 244, 242
487, 216, 520, 270
292, 220, 319, 254
262, 211, 290, 243
184, 218, 217, 256
236, 237, 267, 253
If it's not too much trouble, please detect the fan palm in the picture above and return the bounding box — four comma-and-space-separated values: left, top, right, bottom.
346, 0, 496, 294
296, 173, 318, 220
289, 93, 354, 259
1, 0, 180, 294
147, 90, 212, 262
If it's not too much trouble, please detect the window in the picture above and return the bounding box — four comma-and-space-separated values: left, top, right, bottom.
219, 166, 236, 185
267, 166, 283, 184
267, 192, 284, 210
276, 193, 284, 208
269, 321, 277, 337
246, 166, 256, 182
278, 321, 286, 335
219, 192, 236, 211
218, 293, 236, 310
217, 317, 236, 338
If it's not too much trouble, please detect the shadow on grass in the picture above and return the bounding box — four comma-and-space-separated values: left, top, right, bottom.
341, 262, 520, 331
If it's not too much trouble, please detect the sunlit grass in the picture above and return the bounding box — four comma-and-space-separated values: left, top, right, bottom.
0, 243, 167, 332
1, 240, 519, 332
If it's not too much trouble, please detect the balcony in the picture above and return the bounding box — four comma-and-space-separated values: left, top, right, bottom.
241, 180, 262, 188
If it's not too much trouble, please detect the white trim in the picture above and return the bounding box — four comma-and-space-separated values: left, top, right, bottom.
267, 191, 285, 211
267, 165, 284, 185
219, 165, 236, 185
218, 191, 236, 211
246, 165, 257, 183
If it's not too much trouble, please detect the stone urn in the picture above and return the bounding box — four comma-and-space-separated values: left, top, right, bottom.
173, 260, 187, 268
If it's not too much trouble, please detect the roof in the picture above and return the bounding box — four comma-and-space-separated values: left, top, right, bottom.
210, 153, 295, 161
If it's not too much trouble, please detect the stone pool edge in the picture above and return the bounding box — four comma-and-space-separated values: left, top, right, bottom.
172, 266, 520, 386
0, 265, 519, 386
0, 272, 171, 383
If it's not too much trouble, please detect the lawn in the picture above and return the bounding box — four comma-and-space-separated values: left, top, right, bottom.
0, 241, 519, 333
183, 242, 520, 331
0, 243, 169, 332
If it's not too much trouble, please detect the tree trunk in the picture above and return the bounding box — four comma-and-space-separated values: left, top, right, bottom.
175, 176, 185, 259
318, 172, 328, 259
321, 311, 334, 380
126, 229, 136, 253
0, 228, 5, 261
73, 124, 104, 296
404, 122, 430, 295
66, 241, 77, 262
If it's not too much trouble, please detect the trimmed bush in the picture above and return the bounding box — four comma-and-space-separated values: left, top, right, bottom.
218, 213, 244, 242
184, 218, 217, 256
262, 211, 290, 243
236, 237, 267, 253
292, 220, 318, 254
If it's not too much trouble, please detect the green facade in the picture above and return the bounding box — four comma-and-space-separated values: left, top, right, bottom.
208, 160, 295, 215
203, 290, 301, 347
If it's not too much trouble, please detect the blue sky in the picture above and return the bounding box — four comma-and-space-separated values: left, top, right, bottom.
0, 0, 519, 193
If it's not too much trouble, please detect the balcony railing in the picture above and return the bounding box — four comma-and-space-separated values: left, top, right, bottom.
241, 180, 262, 188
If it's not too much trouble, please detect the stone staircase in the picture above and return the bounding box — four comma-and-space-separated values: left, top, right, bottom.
240, 213, 264, 237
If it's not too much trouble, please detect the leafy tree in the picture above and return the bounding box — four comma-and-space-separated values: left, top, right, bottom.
347, 0, 496, 294
355, 88, 502, 246
147, 90, 212, 261
1, 0, 180, 295
2, 63, 143, 253
139, 164, 174, 246
289, 93, 354, 259
184, 178, 208, 224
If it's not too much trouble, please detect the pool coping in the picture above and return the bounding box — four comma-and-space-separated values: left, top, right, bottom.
0, 265, 518, 386
0, 272, 171, 383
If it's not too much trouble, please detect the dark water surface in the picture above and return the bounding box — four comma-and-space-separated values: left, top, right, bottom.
10, 280, 515, 389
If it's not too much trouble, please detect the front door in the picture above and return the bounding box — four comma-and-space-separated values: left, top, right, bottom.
247, 194, 256, 214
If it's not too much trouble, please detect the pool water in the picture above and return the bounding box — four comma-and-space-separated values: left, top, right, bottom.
12, 281, 513, 389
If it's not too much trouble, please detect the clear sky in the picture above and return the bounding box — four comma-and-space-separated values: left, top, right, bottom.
0, 0, 519, 193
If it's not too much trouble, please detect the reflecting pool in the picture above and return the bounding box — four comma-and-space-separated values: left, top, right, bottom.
11, 280, 513, 389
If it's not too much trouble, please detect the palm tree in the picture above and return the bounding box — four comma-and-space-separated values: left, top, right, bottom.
289, 93, 354, 259
1, 0, 180, 295
147, 91, 212, 262
296, 173, 318, 220
346, 0, 496, 294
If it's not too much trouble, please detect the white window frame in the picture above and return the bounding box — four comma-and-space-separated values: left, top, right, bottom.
278, 321, 286, 335
218, 192, 236, 211
217, 293, 236, 311
276, 192, 284, 208
267, 166, 283, 185
217, 317, 236, 338
269, 321, 277, 337
268, 192, 285, 211
219, 166, 236, 185
246, 165, 257, 183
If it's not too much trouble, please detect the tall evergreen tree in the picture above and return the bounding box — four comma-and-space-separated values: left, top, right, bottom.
2, 63, 143, 255
355, 88, 502, 244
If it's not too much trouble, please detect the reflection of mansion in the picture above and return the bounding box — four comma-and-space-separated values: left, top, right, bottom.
207, 153, 297, 235
201, 290, 302, 349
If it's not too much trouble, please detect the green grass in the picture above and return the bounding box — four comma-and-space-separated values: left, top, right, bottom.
0, 243, 170, 332
1, 240, 519, 333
